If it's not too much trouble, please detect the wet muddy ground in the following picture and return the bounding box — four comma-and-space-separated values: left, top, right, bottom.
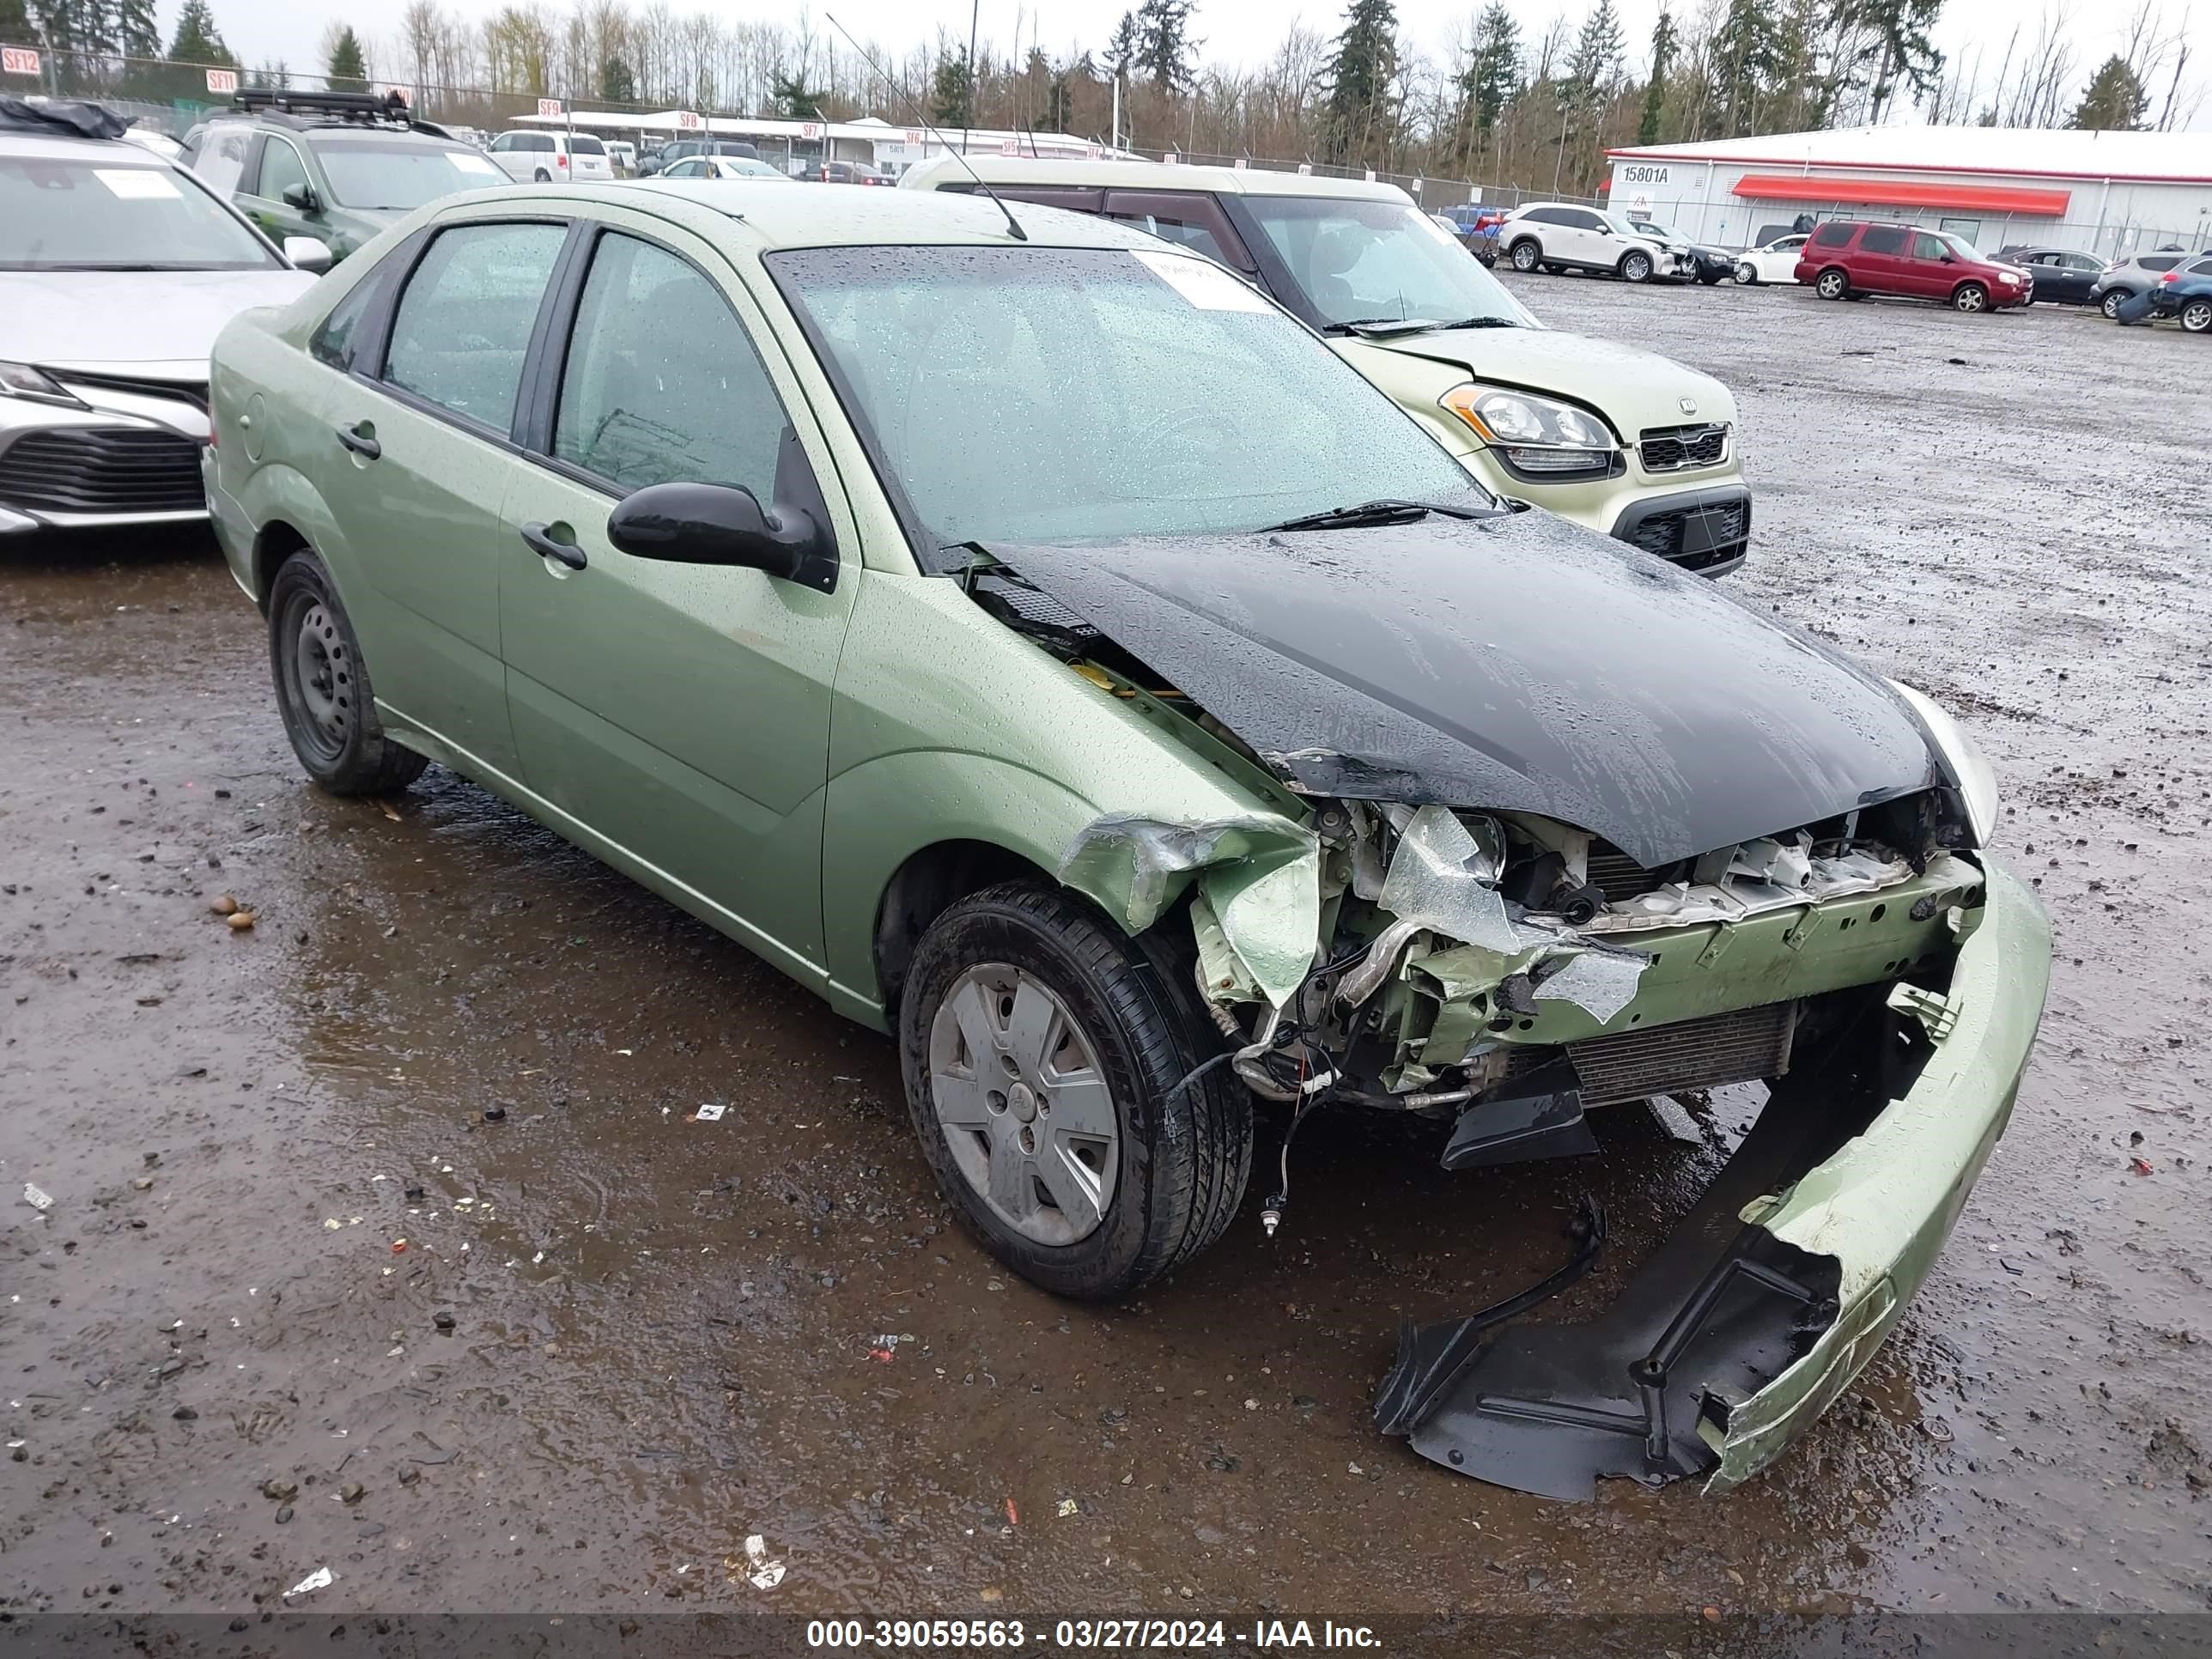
3, 280, 2209, 1630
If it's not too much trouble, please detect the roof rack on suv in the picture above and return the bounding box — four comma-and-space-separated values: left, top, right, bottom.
229, 87, 452, 139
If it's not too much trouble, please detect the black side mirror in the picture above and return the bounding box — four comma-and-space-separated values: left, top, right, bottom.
282, 181, 318, 213
607, 481, 837, 591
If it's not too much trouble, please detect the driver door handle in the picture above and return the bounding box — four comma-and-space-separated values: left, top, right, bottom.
520, 520, 587, 571
335, 423, 380, 459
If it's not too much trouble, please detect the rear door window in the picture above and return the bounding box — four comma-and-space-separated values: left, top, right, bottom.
1860, 226, 1906, 254
381, 221, 569, 434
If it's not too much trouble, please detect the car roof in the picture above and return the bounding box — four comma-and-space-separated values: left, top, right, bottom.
0, 129, 172, 164
447, 179, 1174, 252
900, 152, 1419, 206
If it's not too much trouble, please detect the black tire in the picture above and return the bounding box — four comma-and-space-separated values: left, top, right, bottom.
1508, 238, 1541, 272
1698, 267, 1726, 285
1814, 267, 1850, 301
2182, 298, 2212, 334
1734, 262, 1758, 285
898, 881, 1252, 1300
1619, 249, 1653, 283
267, 551, 427, 796
1953, 282, 1990, 313
2101, 289, 2130, 319
533, 167, 551, 182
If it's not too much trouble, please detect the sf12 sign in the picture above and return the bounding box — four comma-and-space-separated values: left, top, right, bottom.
1, 46, 40, 76
204, 67, 238, 94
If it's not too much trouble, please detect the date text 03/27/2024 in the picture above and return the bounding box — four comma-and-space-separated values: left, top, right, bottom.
804, 1619, 1383, 1650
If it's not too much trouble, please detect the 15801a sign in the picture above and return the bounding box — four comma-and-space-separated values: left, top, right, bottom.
1617, 163, 1673, 187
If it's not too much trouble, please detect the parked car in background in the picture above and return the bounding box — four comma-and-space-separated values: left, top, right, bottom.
199, 179, 2048, 1501
1731, 231, 1808, 285
605, 139, 636, 177
487, 128, 612, 183
904, 156, 1752, 574
1627, 218, 1734, 283
1994, 246, 2104, 306
1498, 204, 1694, 283
187, 89, 507, 265
637, 138, 759, 178
2090, 249, 2196, 319
2146, 256, 2212, 332
659, 155, 792, 181
1, 96, 318, 537
810, 159, 890, 185
1796, 221, 2029, 312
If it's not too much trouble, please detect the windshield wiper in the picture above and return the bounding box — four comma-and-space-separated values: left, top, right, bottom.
1267, 498, 1485, 533
1337, 314, 1521, 337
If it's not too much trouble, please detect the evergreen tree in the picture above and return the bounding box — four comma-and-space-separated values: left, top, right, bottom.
1832, 0, 1943, 121
770, 70, 824, 116
1565, 0, 1624, 108
1322, 0, 1397, 163
930, 46, 973, 125
113, 0, 159, 60
1456, 1, 1522, 155
2069, 54, 2148, 129
599, 52, 635, 104
0, 0, 29, 46
1102, 10, 1137, 75
1133, 0, 1196, 94
1637, 9, 1674, 144
1709, 0, 1783, 135
325, 23, 366, 90
166, 0, 233, 65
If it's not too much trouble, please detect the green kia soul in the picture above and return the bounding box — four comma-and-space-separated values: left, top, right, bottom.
203, 182, 2050, 1498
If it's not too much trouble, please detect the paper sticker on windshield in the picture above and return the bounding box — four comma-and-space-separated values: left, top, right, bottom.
95, 168, 182, 199
452, 154, 501, 176
1132, 249, 1271, 313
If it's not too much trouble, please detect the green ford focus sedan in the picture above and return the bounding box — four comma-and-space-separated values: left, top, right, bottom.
204, 182, 2051, 1499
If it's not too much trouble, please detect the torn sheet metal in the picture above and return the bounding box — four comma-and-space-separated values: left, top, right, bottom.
1059, 812, 1316, 932
1583, 848, 1979, 934
1377, 806, 1530, 954
1531, 948, 1649, 1023
1199, 850, 1322, 1009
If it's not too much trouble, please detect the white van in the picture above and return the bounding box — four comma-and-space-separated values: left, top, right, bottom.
486, 129, 611, 183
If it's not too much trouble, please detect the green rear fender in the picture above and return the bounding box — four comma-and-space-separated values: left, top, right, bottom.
233, 462, 350, 608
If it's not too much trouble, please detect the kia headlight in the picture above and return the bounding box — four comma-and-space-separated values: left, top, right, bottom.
0, 362, 86, 409
1891, 681, 1999, 848
1441, 385, 1617, 476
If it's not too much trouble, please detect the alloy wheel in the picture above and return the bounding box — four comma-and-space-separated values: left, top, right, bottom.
1817, 270, 1847, 300
928, 963, 1119, 1247
1734, 262, 1757, 285
2181, 300, 2212, 333
2102, 290, 2127, 319
1955, 285, 1988, 313
1623, 252, 1650, 283
1510, 241, 1539, 271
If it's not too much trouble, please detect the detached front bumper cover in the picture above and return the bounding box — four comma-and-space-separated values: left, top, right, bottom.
1376, 861, 2050, 1498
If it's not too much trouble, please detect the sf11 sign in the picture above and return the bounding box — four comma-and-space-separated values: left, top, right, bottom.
204, 67, 238, 94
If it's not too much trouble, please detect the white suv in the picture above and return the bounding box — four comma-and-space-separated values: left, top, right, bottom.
1499, 204, 1692, 283
486, 129, 611, 183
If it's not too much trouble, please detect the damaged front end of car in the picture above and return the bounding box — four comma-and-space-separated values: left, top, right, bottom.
960, 514, 2050, 1498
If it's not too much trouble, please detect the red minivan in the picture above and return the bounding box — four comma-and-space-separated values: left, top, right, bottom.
1794, 220, 2032, 313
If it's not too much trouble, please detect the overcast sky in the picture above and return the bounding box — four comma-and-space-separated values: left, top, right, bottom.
195, 0, 2207, 131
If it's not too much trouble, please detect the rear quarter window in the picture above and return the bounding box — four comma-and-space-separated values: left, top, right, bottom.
1810, 222, 1854, 247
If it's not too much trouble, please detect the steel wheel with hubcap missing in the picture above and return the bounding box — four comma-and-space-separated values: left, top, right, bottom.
280, 597, 353, 769
265, 550, 427, 795
2181, 298, 2212, 333
929, 963, 1118, 1247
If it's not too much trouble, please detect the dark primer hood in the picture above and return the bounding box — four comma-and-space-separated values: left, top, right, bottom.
995, 512, 1939, 867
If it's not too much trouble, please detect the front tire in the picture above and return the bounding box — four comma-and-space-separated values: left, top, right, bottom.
267, 551, 427, 796
2181, 298, 2212, 334
1953, 283, 1989, 313
1815, 267, 1850, 300
898, 882, 1252, 1301
1620, 249, 1653, 283
2101, 289, 2131, 319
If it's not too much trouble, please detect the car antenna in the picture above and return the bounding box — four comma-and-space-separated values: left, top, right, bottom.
823, 11, 1027, 242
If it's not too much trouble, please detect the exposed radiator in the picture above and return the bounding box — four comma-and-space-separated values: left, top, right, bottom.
1565, 999, 1798, 1108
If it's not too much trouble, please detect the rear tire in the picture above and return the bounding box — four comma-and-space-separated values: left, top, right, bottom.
533, 167, 550, 182
898, 882, 1252, 1301
2181, 298, 2212, 334
1953, 283, 1989, 313
1734, 262, 1758, 285
267, 551, 427, 797
2101, 289, 2130, 319
1815, 267, 1850, 300
1509, 238, 1541, 272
